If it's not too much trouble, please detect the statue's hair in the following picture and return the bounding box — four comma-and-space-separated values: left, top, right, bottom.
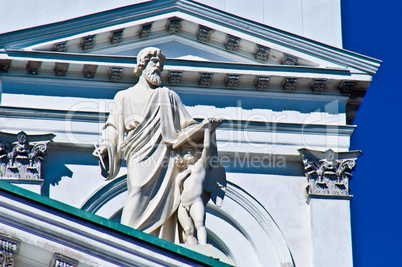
134, 47, 166, 77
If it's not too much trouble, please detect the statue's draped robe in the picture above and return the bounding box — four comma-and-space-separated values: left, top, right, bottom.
101, 86, 196, 242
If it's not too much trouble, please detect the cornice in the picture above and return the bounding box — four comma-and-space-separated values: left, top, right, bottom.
0, 107, 356, 138
0, 48, 369, 124
3, 49, 353, 76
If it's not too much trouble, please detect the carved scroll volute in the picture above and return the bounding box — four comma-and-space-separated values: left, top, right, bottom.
298, 148, 362, 197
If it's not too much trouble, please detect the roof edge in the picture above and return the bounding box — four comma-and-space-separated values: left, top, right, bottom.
0, 180, 232, 267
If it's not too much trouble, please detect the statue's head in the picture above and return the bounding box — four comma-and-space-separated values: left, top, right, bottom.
134, 47, 166, 86
174, 144, 201, 169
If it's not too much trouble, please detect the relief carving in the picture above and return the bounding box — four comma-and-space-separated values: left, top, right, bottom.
0, 131, 54, 181
0, 234, 20, 267
299, 148, 362, 197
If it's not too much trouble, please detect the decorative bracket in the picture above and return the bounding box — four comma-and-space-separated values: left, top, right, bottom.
298, 148, 362, 197
139, 23, 152, 39
283, 78, 297, 92
199, 73, 213, 87
168, 71, 182, 85
311, 79, 326, 93
110, 29, 124, 45
225, 35, 240, 51
197, 25, 212, 43
54, 63, 69, 77
82, 64, 98, 78
167, 18, 182, 34
225, 75, 240, 89
54, 42, 68, 52
109, 67, 123, 81
81, 35, 96, 51
255, 76, 270, 90
0, 60, 11, 73
282, 54, 297, 65
255, 44, 270, 62
26, 61, 41, 75
339, 80, 355, 95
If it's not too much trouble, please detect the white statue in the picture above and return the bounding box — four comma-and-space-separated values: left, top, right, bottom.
175, 119, 221, 245
93, 47, 226, 244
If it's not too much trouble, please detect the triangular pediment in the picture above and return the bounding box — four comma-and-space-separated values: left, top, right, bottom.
0, 0, 381, 124
0, 0, 380, 74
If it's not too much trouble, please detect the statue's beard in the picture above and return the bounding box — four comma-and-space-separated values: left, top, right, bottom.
143, 68, 162, 86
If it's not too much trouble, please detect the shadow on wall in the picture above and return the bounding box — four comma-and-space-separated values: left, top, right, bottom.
41, 146, 97, 197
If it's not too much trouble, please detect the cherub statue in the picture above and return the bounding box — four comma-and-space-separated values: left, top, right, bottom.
174, 118, 226, 245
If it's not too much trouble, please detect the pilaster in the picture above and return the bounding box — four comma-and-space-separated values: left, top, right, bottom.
299, 148, 361, 267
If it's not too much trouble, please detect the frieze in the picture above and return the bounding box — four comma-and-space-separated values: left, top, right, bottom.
0, 131, 54, 181
299, 148, 362, 197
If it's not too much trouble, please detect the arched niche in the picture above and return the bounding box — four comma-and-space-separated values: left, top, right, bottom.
81, 175, 294, 267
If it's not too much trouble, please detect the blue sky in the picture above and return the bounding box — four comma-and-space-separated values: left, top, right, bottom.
342, 1, 401, 266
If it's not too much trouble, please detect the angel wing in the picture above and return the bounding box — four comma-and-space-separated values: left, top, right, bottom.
204, 158, 226, 207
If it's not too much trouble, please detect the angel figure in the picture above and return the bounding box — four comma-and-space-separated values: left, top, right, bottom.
174, 118, 226, 245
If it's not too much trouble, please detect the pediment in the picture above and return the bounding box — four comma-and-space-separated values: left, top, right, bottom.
0, 0, 380, 73
0, 0, 381, 124
16, 15, 321, 67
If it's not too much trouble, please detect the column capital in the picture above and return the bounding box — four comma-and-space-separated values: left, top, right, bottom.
0, 131, 54, 181
0, 233, 20, 267
298, 148, 362, 198
51, 253, 79, 267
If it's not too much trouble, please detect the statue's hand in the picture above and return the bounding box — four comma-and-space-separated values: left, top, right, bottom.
202, 116, 222, 124
92, 144, 107, 159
